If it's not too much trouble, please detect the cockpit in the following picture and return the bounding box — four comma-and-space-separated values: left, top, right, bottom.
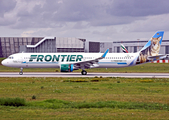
1, 55, 17, 67
8, 56, 14, 59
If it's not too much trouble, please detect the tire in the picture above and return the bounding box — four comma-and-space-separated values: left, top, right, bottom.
81, 70, 87, 75
19, 72, 23, 75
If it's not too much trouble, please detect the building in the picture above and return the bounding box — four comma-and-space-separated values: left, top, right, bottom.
0, 37, 86, 57
0, 37, 43, 57
0, 36, 112, 58
100, 42, 113, 53
113, 40, 169, 54
1, 36, 169, 58
20, 37, 86, 53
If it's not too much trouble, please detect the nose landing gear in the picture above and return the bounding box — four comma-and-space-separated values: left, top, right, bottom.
19, 68, 23, 75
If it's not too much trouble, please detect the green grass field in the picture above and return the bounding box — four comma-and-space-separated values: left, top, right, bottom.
1, 58, 169, 73
0, 77, 169, 119
1, 58, 169, 119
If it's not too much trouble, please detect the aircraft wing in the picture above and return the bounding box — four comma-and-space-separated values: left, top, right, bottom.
72, 49, 109, 69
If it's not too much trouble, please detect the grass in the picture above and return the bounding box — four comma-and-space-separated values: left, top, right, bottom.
28, 99, 169, 110
1, 98, 168, 110
0, 97, 26, 107
1, 58, 169, 73
0, 77, 169, 119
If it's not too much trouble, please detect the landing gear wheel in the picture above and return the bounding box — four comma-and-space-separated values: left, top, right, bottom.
19, 68, 23, 75
81, 70, 87, 75
19, 72, 23, 75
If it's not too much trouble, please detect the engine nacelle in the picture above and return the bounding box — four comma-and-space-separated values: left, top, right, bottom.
60, 64, 74, 72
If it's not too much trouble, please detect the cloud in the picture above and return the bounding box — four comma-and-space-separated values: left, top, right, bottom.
0, 0, 17, 26
124, 13, 169, 32
1, 0, 169, 41
2, 0, 169, 28
108, 0, 169, 17
4, 0, 167, 29
0, 0, 17, 17
10, 0, 132, 29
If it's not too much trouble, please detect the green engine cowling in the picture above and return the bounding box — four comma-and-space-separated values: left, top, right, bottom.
60, 64, 74, 72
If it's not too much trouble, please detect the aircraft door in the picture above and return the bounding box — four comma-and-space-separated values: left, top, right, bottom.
17, 55, 24, 67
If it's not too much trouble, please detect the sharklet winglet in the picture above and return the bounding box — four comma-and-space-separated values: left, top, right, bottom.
102, 49, 109, 58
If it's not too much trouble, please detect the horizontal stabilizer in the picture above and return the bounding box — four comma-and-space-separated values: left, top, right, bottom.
147, 54, 166, 60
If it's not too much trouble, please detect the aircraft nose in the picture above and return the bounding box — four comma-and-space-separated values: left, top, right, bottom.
1, 59, 7, 66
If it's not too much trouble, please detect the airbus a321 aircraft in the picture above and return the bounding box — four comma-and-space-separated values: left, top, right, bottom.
1, 31, 166, 75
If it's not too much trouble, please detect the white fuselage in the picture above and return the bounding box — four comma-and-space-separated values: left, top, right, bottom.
2, 52, 140, 68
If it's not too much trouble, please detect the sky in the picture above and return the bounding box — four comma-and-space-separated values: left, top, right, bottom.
0, 0, 169, 42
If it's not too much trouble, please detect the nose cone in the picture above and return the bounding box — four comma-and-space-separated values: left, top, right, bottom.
1, 59, 7, 66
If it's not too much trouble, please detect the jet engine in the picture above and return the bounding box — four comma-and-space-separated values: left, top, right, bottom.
60, 64, 74, 72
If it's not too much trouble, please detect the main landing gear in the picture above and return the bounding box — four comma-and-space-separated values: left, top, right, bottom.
81, 70, 87, 75
19, 68, 23, 75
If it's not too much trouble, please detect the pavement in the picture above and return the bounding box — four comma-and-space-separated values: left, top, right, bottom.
0, 72, 169, 78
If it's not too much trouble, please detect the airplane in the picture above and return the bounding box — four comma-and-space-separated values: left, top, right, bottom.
1, 31, 166, 75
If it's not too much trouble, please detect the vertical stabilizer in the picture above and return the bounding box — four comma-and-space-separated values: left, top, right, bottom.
121, 44, 128, 53
138, 31, 164, 63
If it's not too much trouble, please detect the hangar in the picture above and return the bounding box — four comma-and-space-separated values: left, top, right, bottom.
0, 37, 104, 58
0, 36, 169, 58
20, 37, 86, 53
0, 37, 86, 57
0, 37, 43, 57
113, 40, 169, 54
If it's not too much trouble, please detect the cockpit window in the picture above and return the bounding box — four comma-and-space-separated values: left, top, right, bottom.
8, 56, 14, 59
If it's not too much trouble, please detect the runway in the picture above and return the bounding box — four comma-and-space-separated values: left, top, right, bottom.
0, 72, 169, 78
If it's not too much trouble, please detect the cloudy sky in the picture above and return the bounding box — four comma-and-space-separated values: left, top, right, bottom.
0, 0, 169, 42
